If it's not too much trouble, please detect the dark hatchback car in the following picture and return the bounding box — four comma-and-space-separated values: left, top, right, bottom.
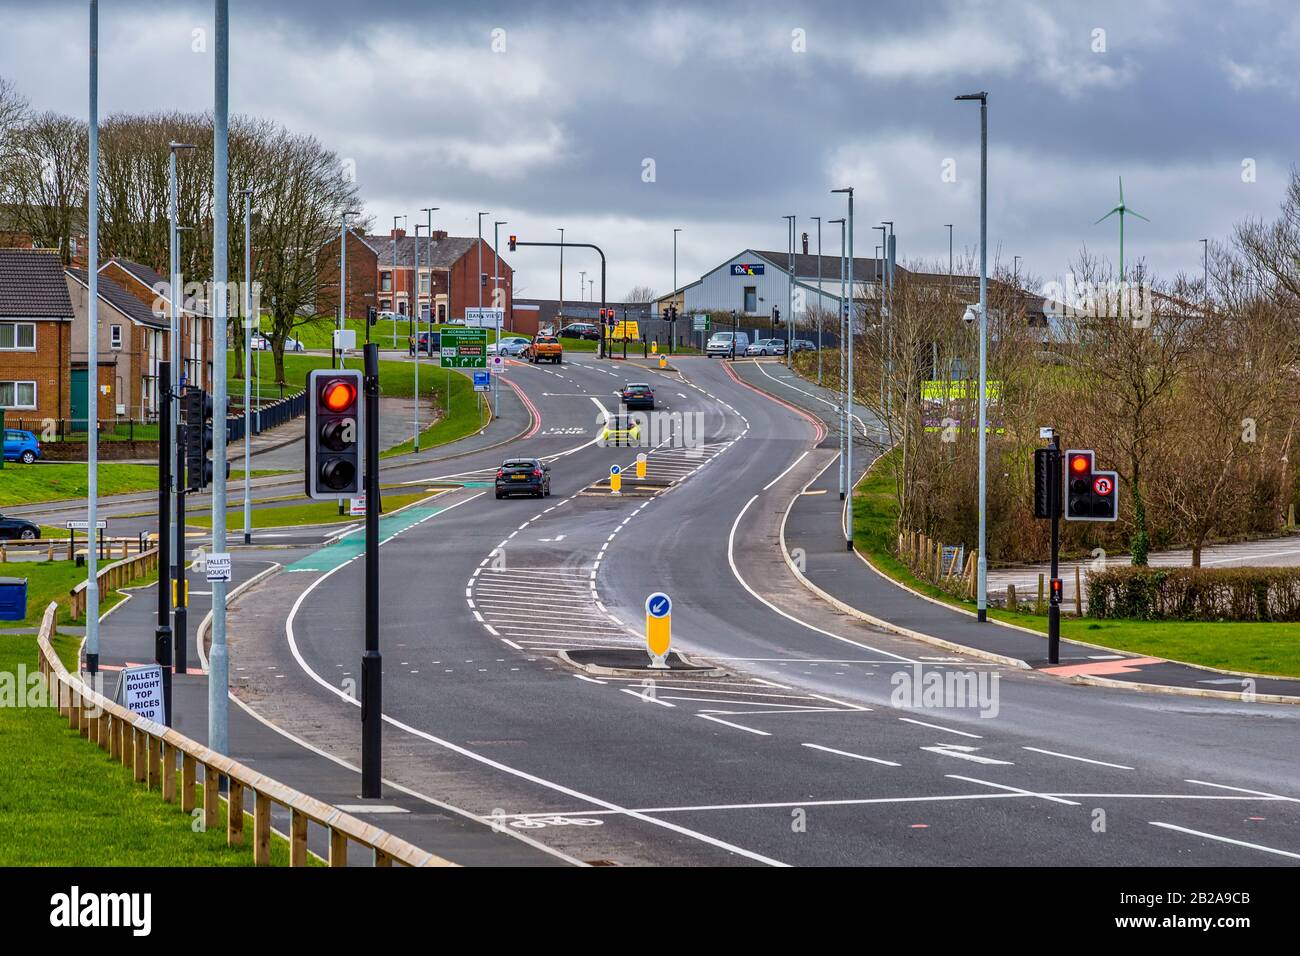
620, 382, 655, 410
560, 322, 601, 341
495, 458, 552, 499
0, 514, 40, 541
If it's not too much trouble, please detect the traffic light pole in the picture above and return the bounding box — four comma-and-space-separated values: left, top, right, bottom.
173, 417, 188, 678
156, 363, 173, 725
509, 239, 606, 357
1048, 434, 1062, 665
361, 343, 382, 798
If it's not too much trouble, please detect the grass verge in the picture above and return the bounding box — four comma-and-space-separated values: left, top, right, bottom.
189, 492, 434, 530
0, 462, 159, 507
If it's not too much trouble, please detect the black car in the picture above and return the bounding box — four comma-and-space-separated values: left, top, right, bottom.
495, 458, 552, 499
560, 322, 601, 341
791, 339, 816, 352
620, 382, 655, 410
0, 514, 39, 541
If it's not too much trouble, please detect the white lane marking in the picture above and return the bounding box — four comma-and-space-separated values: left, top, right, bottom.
620, 687, 676, 708
727, 493, 915, 662
1149, 822, 1300, 861
945, 774, 1081, 806
761, 449, 810, 491
1022, 747, 1134, 770
1185, 779, 1300, 803
802, 742, 900, 766
897, 717, 982, 738
922, 744, 1013, 766
697, 713, 770, 736
573, 674, 606, 685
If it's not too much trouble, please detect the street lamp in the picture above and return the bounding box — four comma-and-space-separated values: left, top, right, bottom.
1014, 255, 1022, 288
579, 269, 586, 302
956, 89, 990, 621
337, 209, 360, 369
783, 214, 795, 366
673, 227, 682, 350
830, 216, 846, 499
945, 224, 954, 279
811, 216, 822, 383
166, 141, 196, 571
557, 226, 564, 322
832, 189, 853, 550
493, 218, 506, 407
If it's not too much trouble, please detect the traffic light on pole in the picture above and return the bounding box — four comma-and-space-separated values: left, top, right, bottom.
773, 305, 781, 326
1064, 449, 1119, 522
508, 235, 517, 252
182, 387, 223, 491
306, 368, 364, 499
367, 305, 377, 326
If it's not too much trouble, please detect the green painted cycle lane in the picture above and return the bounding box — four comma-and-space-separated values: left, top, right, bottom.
284, 493, 476, 574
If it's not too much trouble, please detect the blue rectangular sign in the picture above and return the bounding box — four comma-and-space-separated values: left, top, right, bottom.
731, 263, 765, 276
472, 371, 491, 391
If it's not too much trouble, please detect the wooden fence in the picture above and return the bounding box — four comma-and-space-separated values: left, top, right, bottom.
899, 529, 977, 598
34, 601, 451, 867
68, 547, 161, 620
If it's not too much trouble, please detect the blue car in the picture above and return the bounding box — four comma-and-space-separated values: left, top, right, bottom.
3, 428, 40, 464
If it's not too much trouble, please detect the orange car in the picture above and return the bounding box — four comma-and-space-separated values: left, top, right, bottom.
526, 334, 563, 364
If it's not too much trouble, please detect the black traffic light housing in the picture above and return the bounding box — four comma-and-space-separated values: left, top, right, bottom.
1064, 449, 1119, 522
773, 305, 781, 326
306, 368, 364, 499
508, 235, 517, 252
367, 305, 377, 326
182, 387, 224, 491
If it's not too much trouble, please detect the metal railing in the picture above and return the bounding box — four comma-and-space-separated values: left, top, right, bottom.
34, 601, 451, 867
227, 388, 306, 440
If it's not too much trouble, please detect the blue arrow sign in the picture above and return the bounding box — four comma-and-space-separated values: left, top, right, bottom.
610, 464, 621, 476
646, 592, 671, 618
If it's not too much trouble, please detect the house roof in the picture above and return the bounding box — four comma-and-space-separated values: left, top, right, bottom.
750, 250, 892, 283
0, 248, 75, 318
67, 267, 168, 330
100, 258, 208, 317
367, 234, 482, 270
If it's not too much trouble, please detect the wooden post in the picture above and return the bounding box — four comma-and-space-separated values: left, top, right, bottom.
181, 754, 196, 812
374, 849, 393, 868
147, 735, 161, 790
1007, 583, 1017, 610
329, 828, 348, 867
133, 728, 147, 783
254, 793, 271, 866
290, 809, 308, 867
119, 718, 131, 767
109, 714, 120, 761
1037, 573, 1045, 612
1074, 564, 1084, 616
203, 766, 219, 832
161, 743, 175, 803
227, 780, 245, 846
1289, 502, 1296, 529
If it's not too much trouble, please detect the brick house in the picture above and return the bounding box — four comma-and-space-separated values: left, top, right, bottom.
0, 248, 74, 426
98, 258, 212, 392
316, 228, 515, 329
66, 268, 168, 419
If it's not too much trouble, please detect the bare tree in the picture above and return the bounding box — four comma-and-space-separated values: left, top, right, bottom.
5, 111, 87, 263
623, 285, 657, 303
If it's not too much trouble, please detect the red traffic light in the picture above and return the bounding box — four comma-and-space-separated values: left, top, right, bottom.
321, 380, 357, 412
1069, 454, 1090, 474
508, 235, 517, 251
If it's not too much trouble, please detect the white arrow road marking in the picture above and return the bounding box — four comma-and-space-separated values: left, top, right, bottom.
922, 744, 1014, 765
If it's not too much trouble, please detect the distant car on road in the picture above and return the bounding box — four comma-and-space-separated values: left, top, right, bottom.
250, 333, 304, 352
0, 514, 39, 540
620, 382, 655, 410
745, 338, 786, 356
601, 414, 641, 446
3, 428, 41, 464
495, 458, 551, 499
560, 322, 601, 341
791, 339, 816, 353
489, 336, 531, 357
526, 335, 563, 364
706, 331, 748, 358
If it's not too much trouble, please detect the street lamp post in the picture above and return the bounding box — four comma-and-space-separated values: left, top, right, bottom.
579, 270, 586, 302
167, 141, 195, 579
830, 217, 846, 499
557, 227, 564, 323
391, 215, 405, 347
494, 218, 506, 409
956, 90, 990, 621
783, 215, 795, 366
477, 211, 488, 311
833, 189, 854, 550
86, 0, 101, 676
875, 226, 887, 417
240, 187, 253, 545
946, 224, 954, 279
413, 221, 426, 450
337, 209, 359, 370
672, 227, 681, 351
812, 216, 822, 383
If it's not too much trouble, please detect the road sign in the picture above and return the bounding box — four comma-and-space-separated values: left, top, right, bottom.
1093, 475, 1114, 496
489, 354, 506, 375
65, 520, 107, 530
114, 664, 166, 724
659, 355, 667, 369
463, 307, 504, 329
349, 496, 366, 516
645, 591, 672, 668
609, 463, 622, 496
440, 327, 488, 368
473, 370, 491, 392
693, 314, 708, 332
205, 552, 232, 582
610, 320, 639, 340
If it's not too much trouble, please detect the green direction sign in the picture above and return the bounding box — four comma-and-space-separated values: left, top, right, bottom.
440, 327, 488, 368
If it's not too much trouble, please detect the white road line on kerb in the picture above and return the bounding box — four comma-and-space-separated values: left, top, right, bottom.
802, 743, 900, 766
728, 493, 917, 662
1021, 747, 1134, 770
897, 717, 982, 738
285, 539, 787, 866
945, 774, 1081, 806
1148, 822, 1300, 861
697, 713, 770, 736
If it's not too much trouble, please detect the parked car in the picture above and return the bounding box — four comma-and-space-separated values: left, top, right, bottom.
525, 335, 563, 364
560, 322, 601, 341
0, 514, 39, 540
791, 339, 816, 353
250, 333, 304, 352
745, 338, 786, 356
495, 458, 551, 499
706, 331, 749, 358
3, 428, 40, 464
489, 336, 532, 357
620, 382, 655, 410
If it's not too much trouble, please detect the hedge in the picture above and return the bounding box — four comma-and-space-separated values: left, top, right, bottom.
1087, 566, 1300, 621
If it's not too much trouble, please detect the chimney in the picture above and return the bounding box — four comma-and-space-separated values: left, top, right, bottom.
431, 229, 448, 241
390, 227, 406, 240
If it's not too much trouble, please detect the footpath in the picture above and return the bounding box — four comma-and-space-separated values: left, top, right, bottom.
728, 357, 1300, 704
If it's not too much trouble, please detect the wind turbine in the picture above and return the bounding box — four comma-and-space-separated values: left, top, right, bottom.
1095, 176, 1149, 289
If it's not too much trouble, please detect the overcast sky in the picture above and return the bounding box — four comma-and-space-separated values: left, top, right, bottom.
3, 0, 1297, 300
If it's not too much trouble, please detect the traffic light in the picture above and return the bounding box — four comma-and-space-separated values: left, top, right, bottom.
367, 305, 377, 326
306, 368, 364, 499
182, 387, 225, 491
508, 235, 517, 252
667, 305, 678, 322
481, 272, 488, 288
1063, 449, 1119, 522
1033, 446, 1059, 519
773, 305, 781, 326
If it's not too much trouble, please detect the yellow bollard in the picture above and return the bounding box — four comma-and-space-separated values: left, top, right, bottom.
609, 465, 622, 496
635, 452, 647, 479
658, 355, 667, 369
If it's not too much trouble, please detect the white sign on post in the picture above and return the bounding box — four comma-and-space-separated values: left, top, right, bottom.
334, 328, 357, 351
489, 354, 505, 375
463, 307, 504, 329
205, 552, 232, 582
115, 664, 166, 724
65, 520, 107, 530
349, 496, 366, 516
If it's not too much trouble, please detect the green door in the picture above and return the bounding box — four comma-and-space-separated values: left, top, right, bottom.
70, 368, 87, 432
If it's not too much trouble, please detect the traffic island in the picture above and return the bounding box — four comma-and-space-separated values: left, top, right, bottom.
559, 648, 723, 677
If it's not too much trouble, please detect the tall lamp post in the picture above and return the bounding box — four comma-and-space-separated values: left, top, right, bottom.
413, 221, 427, 450
579, 270, 586, 302
86, 0, 101, 676
239, 187, 253, 545
477, 211, 488, 312
956, 90, 989, 621
946, 223, 954, 279
556, 227, 564, 323
337, 209, 359, 369
167, 141, 196, 575
493, 219, 506, 406
830, 217, 845, 498
391, 215, 405, 347
812, 216, 822, 383
832, 188, 854, 550
782, 215, 795, 365
672, 227, 681, 350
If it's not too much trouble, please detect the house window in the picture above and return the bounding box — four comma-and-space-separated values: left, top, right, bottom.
0, 381, 37, 408
419, 272, 430, 294
380, 271, 392, 292
110, 324, 123, 350
0, 322, 36, 350
743, 287, 757, 313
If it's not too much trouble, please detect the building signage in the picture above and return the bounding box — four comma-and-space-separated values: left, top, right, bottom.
731, 263, 765, 276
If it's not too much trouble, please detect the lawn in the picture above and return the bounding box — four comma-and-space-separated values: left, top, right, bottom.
0, 629, 306, 866
852, 450, 1300, 678
0, 462, 159, 507
248, 317, 502, 352
189, 491, 435, 530
0, 560, 158, 630
229, 350, 475, 402
382, 373, 488, 457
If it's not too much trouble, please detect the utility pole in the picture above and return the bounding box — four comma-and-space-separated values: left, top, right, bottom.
494, 219, 506, 410
672, 227, 681, 351
812, 216, 822, 383
557, 227, 564, 323
391, 216, 405, 348
831, 217, 846, 499
946, 224, 954, 279
477, 211, 487, 311
337, 210, 358, 370
413, 221, 425, 451
85, 0, 100, 676
579, 270, 586, 302
209, 0, 231, 754
1201, 238, 1209, 302
783, 215, 795, 366
361, 343, 382, 798
167, 142, 194, 585
155, 361, 172, 722
240, 187, 253, 545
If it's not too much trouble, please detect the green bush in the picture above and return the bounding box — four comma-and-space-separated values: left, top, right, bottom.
1087, 566, 1300, 621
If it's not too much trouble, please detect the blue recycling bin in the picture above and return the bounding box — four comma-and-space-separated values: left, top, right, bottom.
0, 577, 28, 621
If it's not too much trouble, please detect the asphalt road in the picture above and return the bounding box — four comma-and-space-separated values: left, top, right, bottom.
216, 355, 1300, 866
